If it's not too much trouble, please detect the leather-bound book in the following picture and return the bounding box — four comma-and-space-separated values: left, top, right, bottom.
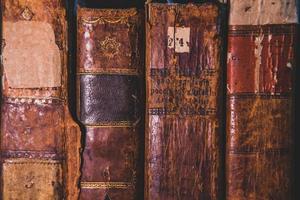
77, 0, 144, 9
145, 3, 225, 200
226, 0, 298, 199
0, 0, 81, 199
146, 0, 227, 3
77, 8, 144, 200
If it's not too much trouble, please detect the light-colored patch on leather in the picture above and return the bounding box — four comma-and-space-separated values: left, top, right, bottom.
167, 27, 190, 53
2, 159, 63, 200
3, 21, 61, 88
230, 0, 298, 25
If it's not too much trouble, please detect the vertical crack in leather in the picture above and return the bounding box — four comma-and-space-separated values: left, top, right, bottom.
77, 8, 144, 200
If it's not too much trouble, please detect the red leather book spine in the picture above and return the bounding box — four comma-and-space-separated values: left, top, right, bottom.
226, 1, 298, 199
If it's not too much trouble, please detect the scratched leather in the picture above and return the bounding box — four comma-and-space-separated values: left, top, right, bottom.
227, 24, 297, 199
227, 25, 296, 94
77, 8, 144, 200
146, 3, 224, 200
1, 1, 81, 199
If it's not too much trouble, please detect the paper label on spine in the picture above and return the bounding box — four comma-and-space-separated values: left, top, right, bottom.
3, 21, 62, 88
167, 27, 190, 53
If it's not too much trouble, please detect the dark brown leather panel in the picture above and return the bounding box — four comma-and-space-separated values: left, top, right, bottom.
79, 75, 139, 124
227, 25, 296, 94
146, 3, 224, 200
81, 127, 138, 182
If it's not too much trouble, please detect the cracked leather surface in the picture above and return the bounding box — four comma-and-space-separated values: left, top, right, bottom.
0, 1, 81, 199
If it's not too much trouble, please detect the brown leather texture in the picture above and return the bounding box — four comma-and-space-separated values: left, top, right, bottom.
226, 25, 297, 200
0, 1, 81, 199
145, 3, 224, 200
77, 8, 144, 200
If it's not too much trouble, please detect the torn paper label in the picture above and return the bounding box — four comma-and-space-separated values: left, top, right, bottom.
3, 21, 61, 89
168, 27, 190, 53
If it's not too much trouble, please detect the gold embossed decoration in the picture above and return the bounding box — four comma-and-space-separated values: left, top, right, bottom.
81, 9, 137, 25
83, 17, 128, 25
80, 182, 133, 189
21, 7, 34, 21
99, 36, 121, 59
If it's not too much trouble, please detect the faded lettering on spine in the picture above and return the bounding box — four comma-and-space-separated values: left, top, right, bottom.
146, 3, 224, 200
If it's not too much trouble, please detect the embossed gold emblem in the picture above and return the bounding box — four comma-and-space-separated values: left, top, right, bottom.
21, 7, 34, 21
99, 36, 121, 59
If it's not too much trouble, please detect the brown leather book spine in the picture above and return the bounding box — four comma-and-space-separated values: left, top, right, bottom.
77, 8, 144, 200
0, 1, 81, 199
226, 1, 298, 199
145, 3, 224, 200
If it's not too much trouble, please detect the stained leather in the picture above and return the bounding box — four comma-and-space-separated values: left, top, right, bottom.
145, 3, 225, 200
226, 24, 297, 200
0, 1, 81, 199
77, 8, 144, 200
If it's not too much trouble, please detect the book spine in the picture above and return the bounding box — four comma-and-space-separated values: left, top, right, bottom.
145, 3, 224, 200
226, 0, 298, 199
77, 8, 144, 200
0, 0, 81, 199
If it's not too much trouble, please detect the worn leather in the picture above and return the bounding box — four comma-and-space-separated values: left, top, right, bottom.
145, 3, 224, 200
229, 0, 297, 25
227, 24, 297, 200
0, 1, 81, 199
79, 75, 139, 124
77, 8, 144, 200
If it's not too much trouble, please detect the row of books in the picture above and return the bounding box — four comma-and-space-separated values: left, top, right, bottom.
0, 0, 298, 199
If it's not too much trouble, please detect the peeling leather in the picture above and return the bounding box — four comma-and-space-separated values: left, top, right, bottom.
0, 1, 81, 199
226, 1, 297, 199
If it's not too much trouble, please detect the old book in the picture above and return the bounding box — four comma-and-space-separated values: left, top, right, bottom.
77, 8, 144, 200
226, 0, 298, 199
0, 0, 81, 200
77, 0, 144, 8
145, 3, 225, 200
147, 0, 227, 3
